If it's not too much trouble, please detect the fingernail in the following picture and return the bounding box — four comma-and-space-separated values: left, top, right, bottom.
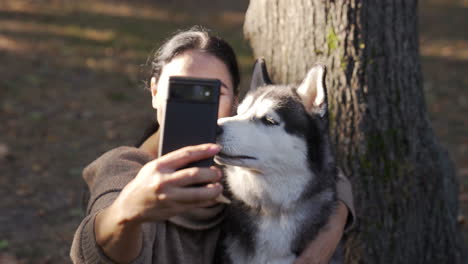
207, 183, 222, 190
210, 167, 222, 178
216, 194, 231, 204
209, 144, 221, 153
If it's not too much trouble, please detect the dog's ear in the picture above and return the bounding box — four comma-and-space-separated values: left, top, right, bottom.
297, 64, 328, 117
250, 58, 273, 92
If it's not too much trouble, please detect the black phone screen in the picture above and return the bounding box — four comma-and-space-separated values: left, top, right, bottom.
158, 76, 221, 168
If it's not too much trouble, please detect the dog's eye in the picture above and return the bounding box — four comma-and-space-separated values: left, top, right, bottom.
260, 116, 279, 126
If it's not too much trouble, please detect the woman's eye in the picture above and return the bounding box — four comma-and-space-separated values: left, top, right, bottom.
261, 116, 279, 126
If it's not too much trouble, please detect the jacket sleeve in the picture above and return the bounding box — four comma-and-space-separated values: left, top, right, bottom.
336, 169, 356, 232
70, 147, 156, 264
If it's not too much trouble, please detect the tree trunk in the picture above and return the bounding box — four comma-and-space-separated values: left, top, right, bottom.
244, 0, 463, 263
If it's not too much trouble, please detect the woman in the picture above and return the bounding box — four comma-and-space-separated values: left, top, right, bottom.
71, 27, 354, 264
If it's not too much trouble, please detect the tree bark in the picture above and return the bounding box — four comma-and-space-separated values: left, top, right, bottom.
244, 0, 463, 263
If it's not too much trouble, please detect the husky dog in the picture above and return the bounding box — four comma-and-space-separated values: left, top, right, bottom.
215, 59, 341, 264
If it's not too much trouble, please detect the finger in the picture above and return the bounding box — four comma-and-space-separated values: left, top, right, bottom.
155, 144, 221, 172
165, 183, 223, 203
215, 194, 231, 204
164, 167, 221, 187
186, 199, 220, 209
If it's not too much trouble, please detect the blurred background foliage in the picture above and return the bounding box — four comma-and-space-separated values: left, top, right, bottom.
0, 0, 466, 263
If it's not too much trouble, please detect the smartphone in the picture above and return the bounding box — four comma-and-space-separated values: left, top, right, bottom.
158, 76, 221, 168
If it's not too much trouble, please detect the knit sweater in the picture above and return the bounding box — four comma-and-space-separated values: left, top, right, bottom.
70, 146, 355, 264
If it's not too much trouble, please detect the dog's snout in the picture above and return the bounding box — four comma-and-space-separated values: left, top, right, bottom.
216, 125, 223, 136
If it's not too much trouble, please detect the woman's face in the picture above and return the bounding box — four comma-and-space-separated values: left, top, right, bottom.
152, 50, 237, 123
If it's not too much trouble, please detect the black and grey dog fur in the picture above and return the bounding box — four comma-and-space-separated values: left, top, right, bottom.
214, 59, 342, 264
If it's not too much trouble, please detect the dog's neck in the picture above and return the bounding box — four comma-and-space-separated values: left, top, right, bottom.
225, 165, 313, 214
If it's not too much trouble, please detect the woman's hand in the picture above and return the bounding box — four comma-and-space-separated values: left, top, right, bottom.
294, 201, 348, 264
94, 143, 223, 263
113, 143, 223, 224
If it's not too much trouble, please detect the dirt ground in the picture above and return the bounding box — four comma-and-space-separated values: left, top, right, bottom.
0, 0, 466, 263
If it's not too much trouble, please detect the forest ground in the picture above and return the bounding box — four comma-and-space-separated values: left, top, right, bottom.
0, 0, 466, 263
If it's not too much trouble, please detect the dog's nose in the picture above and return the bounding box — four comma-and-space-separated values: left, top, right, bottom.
216, 125, 223, 136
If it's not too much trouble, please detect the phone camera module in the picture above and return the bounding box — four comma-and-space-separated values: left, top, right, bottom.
193, 85, 203, 97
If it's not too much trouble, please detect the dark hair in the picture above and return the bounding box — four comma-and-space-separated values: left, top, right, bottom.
148, 26, 240, 95
135, 27, 240, 147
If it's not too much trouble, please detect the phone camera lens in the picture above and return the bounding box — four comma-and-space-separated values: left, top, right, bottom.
204, 90, 211, 97
194, 85, 203, 97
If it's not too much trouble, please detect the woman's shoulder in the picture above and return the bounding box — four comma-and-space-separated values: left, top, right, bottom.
83, 146, 154, 186
89, 146, 153, 168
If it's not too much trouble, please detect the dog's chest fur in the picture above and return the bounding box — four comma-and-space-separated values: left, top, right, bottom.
227, 212, 303, 264
221, 166, 337, 264
224, 163, 311, 210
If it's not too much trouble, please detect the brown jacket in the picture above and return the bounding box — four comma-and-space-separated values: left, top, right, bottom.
70, 146, 355, 264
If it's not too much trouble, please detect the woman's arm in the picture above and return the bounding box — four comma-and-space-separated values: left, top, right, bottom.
71, 144, 224, 264
294, 201, 348, 264
94, 204, 144, 263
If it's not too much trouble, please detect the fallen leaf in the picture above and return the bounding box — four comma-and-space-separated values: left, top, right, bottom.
29, 111, 43, 121
69, 208, 83, 217
0, 143, 9, 159
15, 184, 33, 197
0, 240, 9, 250
106, 130, 117, 139
459, 193, 468, 201
458, 214, 465, 225
32, 163, 42, 172
68, 167, 82, 177
36, 209, 45, 217
458, 168, 468, 177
